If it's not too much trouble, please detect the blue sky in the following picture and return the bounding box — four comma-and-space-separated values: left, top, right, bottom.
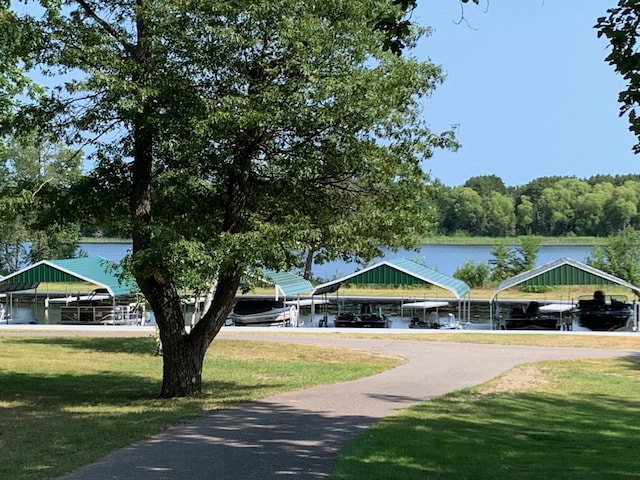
413, 1, 638, 187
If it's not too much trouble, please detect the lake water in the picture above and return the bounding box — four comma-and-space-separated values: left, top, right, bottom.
80, 242, 595, 280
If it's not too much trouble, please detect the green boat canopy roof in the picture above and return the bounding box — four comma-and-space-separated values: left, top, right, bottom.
260, 269, 313, 297
0, 257, 136, 296
311, 258, 471, 299
491, 257, 640, 300
0, 257, 312, 299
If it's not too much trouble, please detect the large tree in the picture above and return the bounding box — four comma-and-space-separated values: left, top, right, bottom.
8, 1, 457, 397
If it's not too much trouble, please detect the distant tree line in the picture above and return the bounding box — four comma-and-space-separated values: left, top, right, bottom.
433, 174, 640, 237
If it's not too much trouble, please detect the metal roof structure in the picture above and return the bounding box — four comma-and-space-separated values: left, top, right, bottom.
491, 257, 640, 300
261, 269, 313, 298
0, 257, 311, 300
311, 258, 471, 299
0, 256, 136, 296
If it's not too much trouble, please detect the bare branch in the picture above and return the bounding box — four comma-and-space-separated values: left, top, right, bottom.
454, 0, 488, 29
31, 178, 52, 196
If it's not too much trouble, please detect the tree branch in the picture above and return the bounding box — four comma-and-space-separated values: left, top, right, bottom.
74, 0, 135, 55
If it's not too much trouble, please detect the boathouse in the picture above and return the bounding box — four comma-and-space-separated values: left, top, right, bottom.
0, 256, 140, 324
0, 256, 136, 297
311, 258, 472, 323
490, 257, 640, 331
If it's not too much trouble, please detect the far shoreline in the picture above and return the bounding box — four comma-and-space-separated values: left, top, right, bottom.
81, 235, 605, 246
418, 236, 604, 246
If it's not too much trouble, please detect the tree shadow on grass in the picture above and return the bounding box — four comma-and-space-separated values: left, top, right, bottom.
0, 369, 286, 480
618, 353, 640, 371
11, 336, 157, 355
0, 370, 281, 410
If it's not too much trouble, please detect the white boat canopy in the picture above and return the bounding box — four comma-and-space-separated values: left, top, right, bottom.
538, 303, 576, 313
401, 301, 450, 309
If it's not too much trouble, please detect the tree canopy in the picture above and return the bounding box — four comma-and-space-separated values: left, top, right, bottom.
587, 227, 640, 285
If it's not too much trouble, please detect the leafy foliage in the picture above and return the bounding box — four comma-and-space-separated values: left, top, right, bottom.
464, 174, 507, 197
489, 239, 540, 282
435, 175, 640, 238
0, 136, 84, 274
587, 227, 640, 284
597, 1, 640, 154
453, 259, 490, 287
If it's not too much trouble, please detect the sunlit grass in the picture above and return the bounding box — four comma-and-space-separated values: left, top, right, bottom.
0, 336, 398, 480
236, 330, 640, 351
332, 356, 640, 480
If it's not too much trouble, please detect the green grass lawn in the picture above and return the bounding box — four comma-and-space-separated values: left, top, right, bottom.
331, 356, 640, 480
0, 336, 397, 480
1, 333, 638, 480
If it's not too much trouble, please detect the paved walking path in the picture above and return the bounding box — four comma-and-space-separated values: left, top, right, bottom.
43, 328, 636, 480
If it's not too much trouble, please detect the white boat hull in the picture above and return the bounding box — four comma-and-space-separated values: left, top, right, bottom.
230, 304, 298, 327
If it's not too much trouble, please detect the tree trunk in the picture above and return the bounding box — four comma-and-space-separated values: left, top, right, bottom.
159, 324, 206, 398
303, 249, 315, 280
138, 262, 243, 398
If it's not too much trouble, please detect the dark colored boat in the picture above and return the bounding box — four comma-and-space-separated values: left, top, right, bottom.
576, 290, 635, 331
500, 301, 573, 330
334, 304, 389, 328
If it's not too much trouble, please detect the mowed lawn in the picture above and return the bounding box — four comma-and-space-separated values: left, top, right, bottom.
0, 335, 398, 480
331, 336, 640, 480
0, 332, 638, 480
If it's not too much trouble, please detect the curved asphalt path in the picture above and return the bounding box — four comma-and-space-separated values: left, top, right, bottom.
45, 328, 636, 480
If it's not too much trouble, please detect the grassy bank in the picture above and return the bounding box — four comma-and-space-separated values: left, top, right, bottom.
82, 236, 607, 246
419, 235, 605, 246
332, 356, 640, 479
323, 283, 629, 301
80, 237, 131, 243
0, 336, 397, 480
